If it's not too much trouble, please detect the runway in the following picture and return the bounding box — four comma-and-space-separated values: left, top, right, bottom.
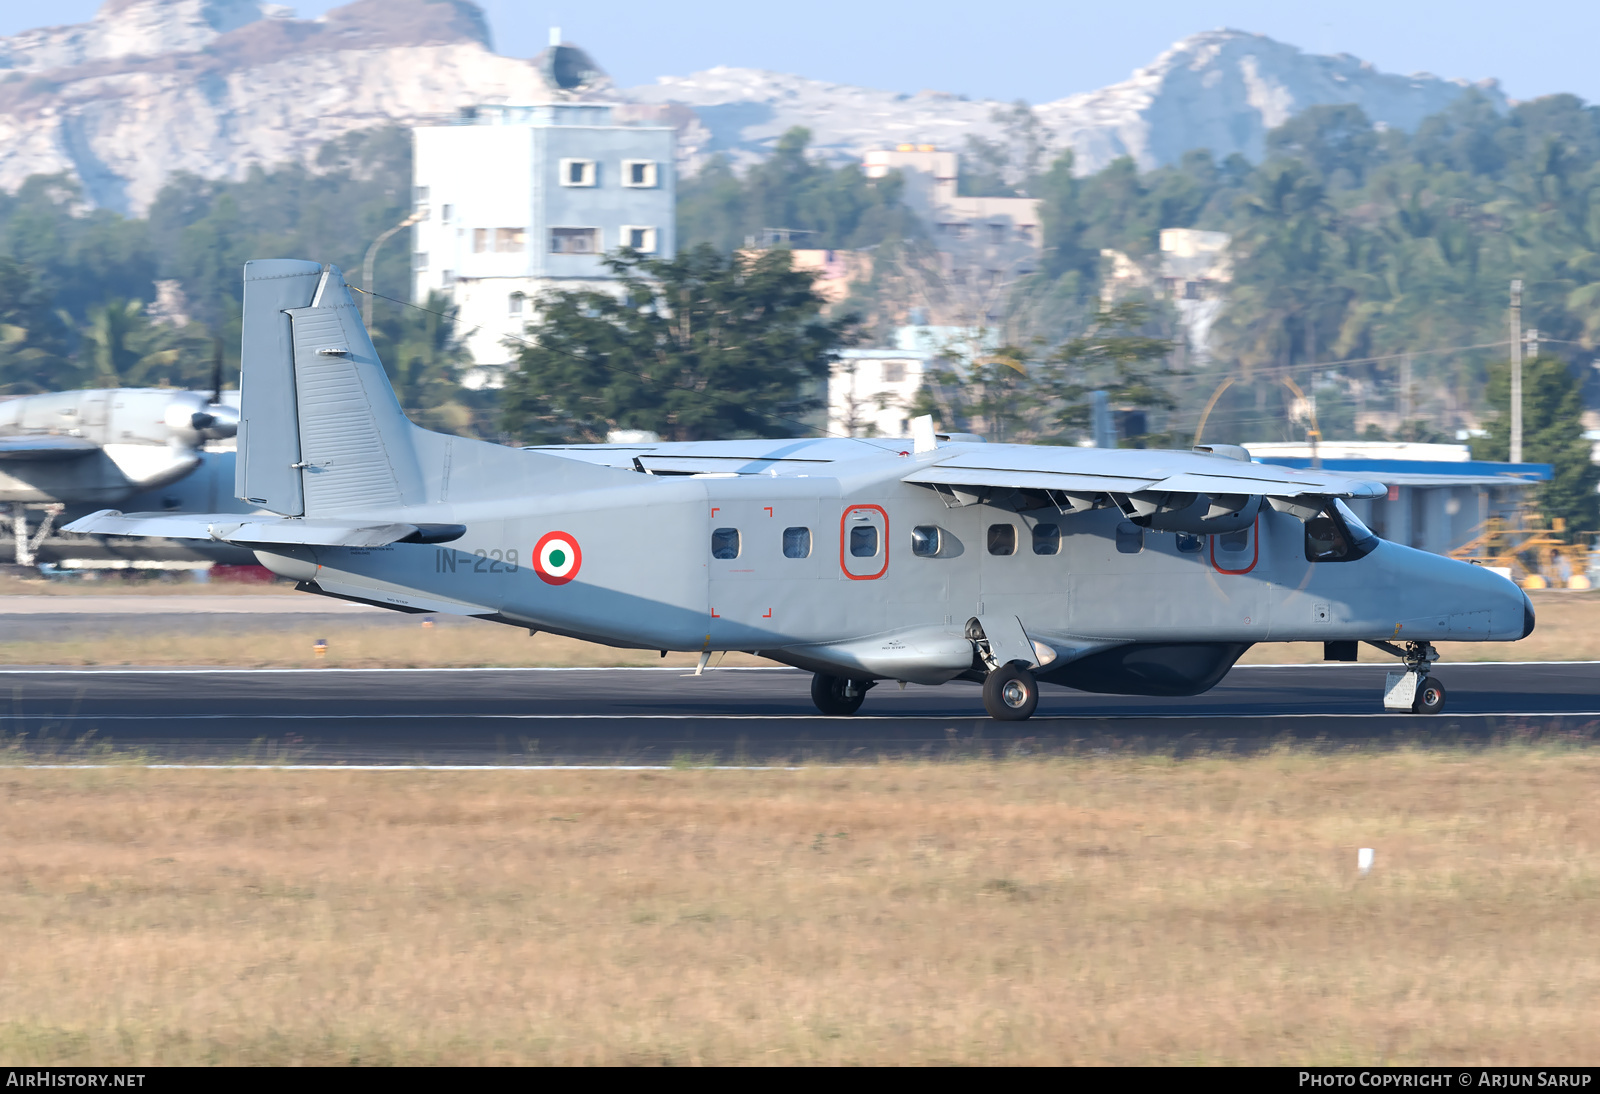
4, 662, 1598, 764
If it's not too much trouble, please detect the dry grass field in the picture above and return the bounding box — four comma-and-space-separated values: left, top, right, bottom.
1, 751, 1597, 1065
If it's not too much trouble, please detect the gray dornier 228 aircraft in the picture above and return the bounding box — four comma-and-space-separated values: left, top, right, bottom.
67, 260, 1535, 719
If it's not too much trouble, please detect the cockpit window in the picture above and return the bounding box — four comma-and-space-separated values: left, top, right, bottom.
1305, 500, 1380, 563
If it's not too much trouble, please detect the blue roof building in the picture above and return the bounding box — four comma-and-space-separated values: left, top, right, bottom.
1247, 442, 1550, 555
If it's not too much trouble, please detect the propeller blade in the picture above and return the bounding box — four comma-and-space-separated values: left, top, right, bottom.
210, 337, 224, 405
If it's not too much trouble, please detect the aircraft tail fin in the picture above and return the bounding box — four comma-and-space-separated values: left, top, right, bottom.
236, 260, 634, 519
237, 261, 426, 517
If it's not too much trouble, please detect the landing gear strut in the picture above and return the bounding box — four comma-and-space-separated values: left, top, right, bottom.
1367, 640, 1446, 715
810, 673, 872, 716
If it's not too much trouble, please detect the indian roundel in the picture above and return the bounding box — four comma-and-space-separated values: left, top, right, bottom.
533, 530, 582, 585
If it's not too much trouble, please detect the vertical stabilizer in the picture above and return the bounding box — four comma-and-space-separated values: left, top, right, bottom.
285, 266, 424, 514
237, 259, 323, 515
235, 259, 634, 520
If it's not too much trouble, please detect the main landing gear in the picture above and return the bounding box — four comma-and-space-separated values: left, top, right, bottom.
810, 673, 873, 716
809, 663, 1043, 720
1368, 640, 1446, 714
982, 662, 1039, 721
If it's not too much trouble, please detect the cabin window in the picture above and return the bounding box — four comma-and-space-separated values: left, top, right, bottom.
1032, 523, 1060, 555
1176, 532, 1205, 554
783, 527, 811, 558
987, 524, 1015, 556
849, 525, 879, 557
1305, 500, 1380, 563
911, 525, 940, 557
711, 528, 740, 560
1116, 522, 1143, 554
1217, 528, 1250, 554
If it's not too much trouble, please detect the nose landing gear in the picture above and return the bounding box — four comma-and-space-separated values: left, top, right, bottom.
1368, 640, 1446, 714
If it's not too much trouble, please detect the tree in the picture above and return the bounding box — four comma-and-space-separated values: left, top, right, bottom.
501, 245, 857, 443
1035, 300, 1176, 444
675, 128, 919, 252
0, 256, 69, 393
912, 300, 1176, 445
367, 290, 486, 436
1470, 356, 1599, 534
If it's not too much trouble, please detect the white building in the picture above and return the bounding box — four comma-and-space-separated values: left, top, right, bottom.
1102, 227, 1233, 364
411, 102, 676, 381
827, 349, 930, 438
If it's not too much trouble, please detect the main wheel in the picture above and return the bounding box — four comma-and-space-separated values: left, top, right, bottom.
1413, 676, 1446, 715
811, 673, 867, 716
983, 663, 1039, 721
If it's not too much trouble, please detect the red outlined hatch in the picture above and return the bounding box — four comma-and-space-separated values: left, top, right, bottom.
838, 504, 889, 580
1209, 515, 1259, 575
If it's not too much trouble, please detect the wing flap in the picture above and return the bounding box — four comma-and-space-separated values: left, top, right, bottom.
904, 447, 1385, 500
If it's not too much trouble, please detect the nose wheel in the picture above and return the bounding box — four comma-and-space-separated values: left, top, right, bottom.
1369, 640, 1446, 714
1414, 676, 1446, 715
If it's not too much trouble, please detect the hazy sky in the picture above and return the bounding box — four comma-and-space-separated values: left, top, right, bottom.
5, 0, 1597, 106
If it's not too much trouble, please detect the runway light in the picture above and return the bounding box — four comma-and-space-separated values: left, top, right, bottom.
1358, 847, 1375, 878
313, 638, 328, 660
422, 616, 435, 629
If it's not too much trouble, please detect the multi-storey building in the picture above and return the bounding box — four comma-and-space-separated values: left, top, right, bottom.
862, 144, 1041, 315
412, 102, 675, 380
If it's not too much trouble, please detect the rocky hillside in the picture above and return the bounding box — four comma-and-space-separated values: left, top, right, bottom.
637, 30, 1506, 174
0, 0, 573, 212
0, 2, 1505, 214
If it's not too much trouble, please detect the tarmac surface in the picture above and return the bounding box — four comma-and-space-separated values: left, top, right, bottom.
4, 663, 1598, 764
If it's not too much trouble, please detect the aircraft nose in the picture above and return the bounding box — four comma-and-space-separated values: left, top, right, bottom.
1522, 591, 1536, 639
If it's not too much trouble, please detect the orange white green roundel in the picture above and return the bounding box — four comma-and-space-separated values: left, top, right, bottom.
533, 530, 582, 585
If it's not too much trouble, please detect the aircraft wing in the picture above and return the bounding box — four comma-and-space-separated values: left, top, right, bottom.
63, 510, 465, 547
0, 435, 101, 461
904, 447, 1385, 500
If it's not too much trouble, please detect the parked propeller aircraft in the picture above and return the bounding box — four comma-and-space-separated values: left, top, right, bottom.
0, 381, 251, 566
69, 261, 1534, 718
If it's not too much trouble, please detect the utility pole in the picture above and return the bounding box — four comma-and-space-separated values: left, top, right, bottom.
1510, 279, 1523, 464
362, 208, 426, 328
1526, 327, 1539, 361
1399, 353, 1413, 428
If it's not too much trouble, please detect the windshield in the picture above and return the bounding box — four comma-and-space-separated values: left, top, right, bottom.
1304, 499, 1380, 563
1335, 500, 1379, 547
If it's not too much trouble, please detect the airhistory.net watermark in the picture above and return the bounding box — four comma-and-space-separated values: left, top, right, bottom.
5, 1074, 145, 1088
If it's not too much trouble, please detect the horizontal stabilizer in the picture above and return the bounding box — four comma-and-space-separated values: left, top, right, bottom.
63, 510, 464, 547
0, 435, 101, 461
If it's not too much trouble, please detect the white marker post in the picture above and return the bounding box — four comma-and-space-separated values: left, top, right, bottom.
1358, 848, 1375, 878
